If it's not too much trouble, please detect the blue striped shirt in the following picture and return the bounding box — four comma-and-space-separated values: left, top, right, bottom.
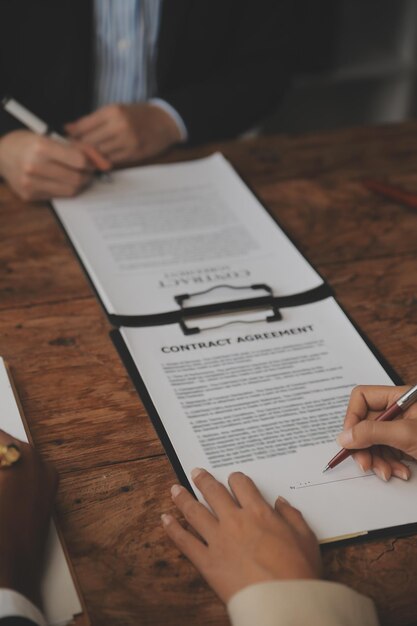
93, 0, 162, 107
93, 0, 187, 139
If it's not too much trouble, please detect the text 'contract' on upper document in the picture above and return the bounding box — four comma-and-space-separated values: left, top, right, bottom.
53, 153, 321, 317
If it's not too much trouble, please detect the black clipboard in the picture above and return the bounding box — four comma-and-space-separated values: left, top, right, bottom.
49, 153, 417, 544
110, 313, 417, 547
49, 152, 335, 328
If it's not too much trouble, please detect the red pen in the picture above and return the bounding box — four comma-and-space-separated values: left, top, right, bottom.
363, 179, 417, 212
323, 383, 417, 472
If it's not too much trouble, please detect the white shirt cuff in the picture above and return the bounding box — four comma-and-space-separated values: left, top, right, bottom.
148, 98, 188, 142
0, 589, 46, 626
227, 580, 379, 626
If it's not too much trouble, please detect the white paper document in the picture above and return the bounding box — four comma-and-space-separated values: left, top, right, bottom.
120, 298, 417, 542
0, 358, 82, 625
53, 153, 322, 316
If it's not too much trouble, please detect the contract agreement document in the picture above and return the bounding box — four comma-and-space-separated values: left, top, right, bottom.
52, 153, 322, 318
52, 151, 416, 544
0, 358, 83, 625
115, 298, 417, 543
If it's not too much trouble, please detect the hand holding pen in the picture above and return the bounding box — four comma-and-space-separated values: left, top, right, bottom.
0, 97, 111, 201
325, 384, 417, 481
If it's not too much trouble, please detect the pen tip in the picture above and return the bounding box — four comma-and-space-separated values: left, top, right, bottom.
322, 465, 330, 473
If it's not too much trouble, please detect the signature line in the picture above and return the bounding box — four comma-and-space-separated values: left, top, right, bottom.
291, 474, 374, 490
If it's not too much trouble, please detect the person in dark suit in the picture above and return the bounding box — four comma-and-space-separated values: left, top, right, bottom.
0, 0, 293, 201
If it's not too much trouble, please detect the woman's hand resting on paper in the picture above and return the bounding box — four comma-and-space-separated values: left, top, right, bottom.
337, 385, 417, 482
162, 468, 321, 603
161, 385, 417, 601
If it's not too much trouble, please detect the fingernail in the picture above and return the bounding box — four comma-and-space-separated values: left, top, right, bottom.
277, 496, 289, 505
355, 458, 366, 473
337, 429, 353, 447
393, 468, 410, 481
191, 468, 203, 481
171, 484, 182, 498
161, 513, 171, 526
374, 468, 388, 482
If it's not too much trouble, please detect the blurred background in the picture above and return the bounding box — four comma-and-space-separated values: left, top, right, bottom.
265, 0, 417, 134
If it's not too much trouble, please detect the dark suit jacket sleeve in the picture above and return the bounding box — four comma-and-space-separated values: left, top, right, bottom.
0, 106, 25, 137
0, 617, 36, 626
0, 76, 23, 136
160, 0, 294, 144
0, 0, 93, 138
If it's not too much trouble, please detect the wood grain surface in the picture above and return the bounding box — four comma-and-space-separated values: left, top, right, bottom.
1, 122, 417, 625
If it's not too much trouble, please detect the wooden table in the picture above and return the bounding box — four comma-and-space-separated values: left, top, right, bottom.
1, 122, 417, 626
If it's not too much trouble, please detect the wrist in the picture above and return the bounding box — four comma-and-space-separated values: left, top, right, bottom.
148, 99, 188, 143
0, 554, 41, 610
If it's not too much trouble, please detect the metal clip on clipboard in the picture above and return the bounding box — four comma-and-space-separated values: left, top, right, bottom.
175, 284, 282, 335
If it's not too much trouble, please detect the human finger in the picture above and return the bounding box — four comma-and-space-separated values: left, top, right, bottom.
0, 431, 51, 491
274, 496, 314, 537
24, 159, 92, 188
343, 386, 410, 429
40, 173, 92, 196
20, 136, 92, 174
65, 108, 110, 138
82, 139, 129, 163
86, 137, 126, 159
46, 140, 93, 171
72, 126, 114, 148
20, 174, 91, 200
370, 446, 393, 482
342, 385, 415, 472
170, 483, 217, 541
77, 143, 112, 172
351, 449, 373, 473
161, 513, 208, 569
191, 468, 237, 518
337, 419, 416, 457
228, 472, 273, 515
379, 447, 411, 481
